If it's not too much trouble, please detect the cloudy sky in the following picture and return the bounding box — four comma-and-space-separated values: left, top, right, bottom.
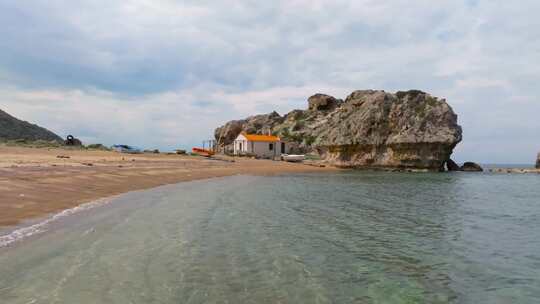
1, 0, 539, 163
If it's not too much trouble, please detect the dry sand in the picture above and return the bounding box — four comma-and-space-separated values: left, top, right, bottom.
0, 146, 333, 228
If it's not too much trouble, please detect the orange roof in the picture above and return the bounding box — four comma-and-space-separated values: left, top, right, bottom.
241, 133, 281, 142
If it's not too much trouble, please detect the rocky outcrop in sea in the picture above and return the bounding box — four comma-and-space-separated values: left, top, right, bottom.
536, 152, 540, 169
446, 159, 483, 172
461, 162, 483, 172
446, 159, 461, 171
215, 90, 463, 171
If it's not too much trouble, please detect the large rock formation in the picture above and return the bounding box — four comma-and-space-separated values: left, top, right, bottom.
536, 153, 540, 169
215, 90, 462, 171
0, 109, 62, 142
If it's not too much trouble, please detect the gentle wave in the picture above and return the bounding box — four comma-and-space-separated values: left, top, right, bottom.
0, 197, 113, 248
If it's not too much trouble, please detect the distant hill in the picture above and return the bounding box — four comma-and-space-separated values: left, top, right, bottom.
0, 109, 63, 142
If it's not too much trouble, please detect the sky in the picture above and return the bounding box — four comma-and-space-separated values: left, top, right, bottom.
0, 0, 539, 163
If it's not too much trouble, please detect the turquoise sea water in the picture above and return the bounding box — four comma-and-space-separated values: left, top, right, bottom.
1, 172, 539, 303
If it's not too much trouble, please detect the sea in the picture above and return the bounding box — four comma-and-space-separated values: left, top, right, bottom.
1, 171, 539, 303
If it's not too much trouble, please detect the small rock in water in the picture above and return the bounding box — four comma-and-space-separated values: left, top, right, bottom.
461, 162, 483, 172
446, 159, 461, 171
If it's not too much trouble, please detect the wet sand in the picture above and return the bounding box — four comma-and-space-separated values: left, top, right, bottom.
0, 146, 332, 228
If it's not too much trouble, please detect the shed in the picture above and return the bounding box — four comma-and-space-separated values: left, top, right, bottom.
233, 133, 289, 158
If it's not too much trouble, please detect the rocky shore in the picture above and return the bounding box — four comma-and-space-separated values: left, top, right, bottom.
488, 168, 540, 174
216, 90, 462, 171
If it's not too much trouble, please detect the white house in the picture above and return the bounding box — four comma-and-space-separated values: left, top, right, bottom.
233, 133, 289, 158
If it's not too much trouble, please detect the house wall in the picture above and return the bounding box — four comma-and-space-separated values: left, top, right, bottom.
252, 141, 277, 158
233, 134, 251, 154
233, 134, 290, 158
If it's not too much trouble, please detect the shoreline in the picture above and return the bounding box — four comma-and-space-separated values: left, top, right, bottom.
0, 175, 251, 248
0, 146, 334, 229
2, 146, 538, 230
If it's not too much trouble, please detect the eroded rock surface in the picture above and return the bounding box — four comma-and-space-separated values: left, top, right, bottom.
308, 94, 342, 111
215, 90, 462, 171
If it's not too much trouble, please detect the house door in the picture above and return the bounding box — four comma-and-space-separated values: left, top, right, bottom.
239, 142, 242, 152
281, 142, 286, 154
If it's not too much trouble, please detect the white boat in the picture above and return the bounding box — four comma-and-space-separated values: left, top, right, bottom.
281, 154, 305, 162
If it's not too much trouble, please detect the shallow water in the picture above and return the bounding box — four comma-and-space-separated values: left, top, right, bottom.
1, 172, 539, 303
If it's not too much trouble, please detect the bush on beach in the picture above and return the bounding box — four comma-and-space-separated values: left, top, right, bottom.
0, 139, 111, 151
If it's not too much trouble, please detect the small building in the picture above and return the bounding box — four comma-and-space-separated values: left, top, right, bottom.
233, 133, 289, 158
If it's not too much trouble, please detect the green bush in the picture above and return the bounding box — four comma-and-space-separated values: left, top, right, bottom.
86, 143, 110, 151
0, 139, 63, 148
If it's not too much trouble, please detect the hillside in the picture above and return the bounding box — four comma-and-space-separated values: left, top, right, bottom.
0, 109, 62, 142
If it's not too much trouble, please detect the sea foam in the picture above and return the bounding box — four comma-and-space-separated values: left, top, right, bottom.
0, 197, 112, 248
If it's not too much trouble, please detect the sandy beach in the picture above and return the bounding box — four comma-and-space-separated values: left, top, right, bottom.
0, 145, 332, 228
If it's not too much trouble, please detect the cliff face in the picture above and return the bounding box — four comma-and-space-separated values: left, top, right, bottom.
0, 109, 62, 142
215, 90, 462, 171
536, 153, 540, 169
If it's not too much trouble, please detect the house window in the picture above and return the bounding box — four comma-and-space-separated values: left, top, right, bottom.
269, 143, 274, 151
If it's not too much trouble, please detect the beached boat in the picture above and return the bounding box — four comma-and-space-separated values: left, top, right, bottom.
192, 147, 215, 157
281, 154, 305, 162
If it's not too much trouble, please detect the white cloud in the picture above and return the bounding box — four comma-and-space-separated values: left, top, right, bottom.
214, 85, 352, 116
455, 77, 510, 89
